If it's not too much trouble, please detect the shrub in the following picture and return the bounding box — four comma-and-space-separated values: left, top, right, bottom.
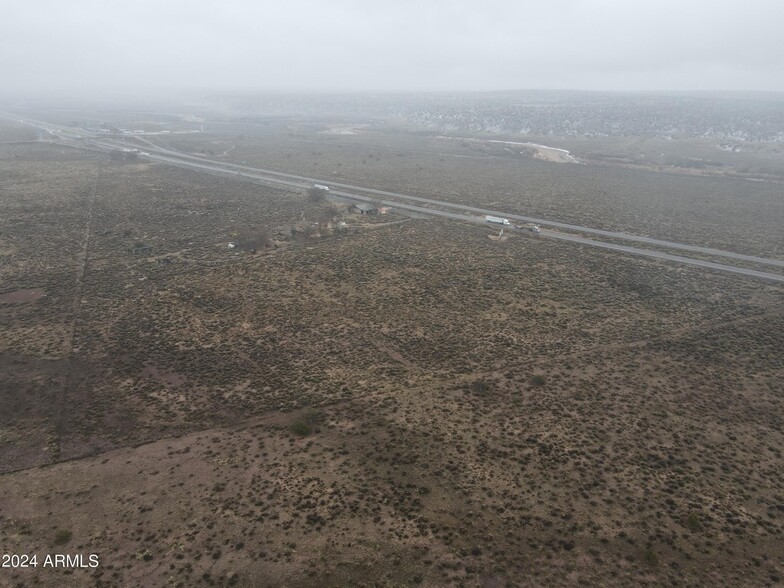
531, 375, 546, 387
307, 187, 326, 203
237, 227, 270, 252
686, 512, 702, 531
290, 420, 313, 437
53, 529, 72, 545
470, 380, 489, 395
289, 409, 322, 437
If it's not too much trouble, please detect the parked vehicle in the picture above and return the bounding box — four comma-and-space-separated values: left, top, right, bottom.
515, 222, 541, 234
485, 215, 510, 225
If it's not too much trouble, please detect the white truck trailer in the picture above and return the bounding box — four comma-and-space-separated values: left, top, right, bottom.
485, 215, 510, 226
312, 184, 330, 192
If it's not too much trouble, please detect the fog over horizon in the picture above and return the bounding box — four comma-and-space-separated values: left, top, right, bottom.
2, 0, 784, 101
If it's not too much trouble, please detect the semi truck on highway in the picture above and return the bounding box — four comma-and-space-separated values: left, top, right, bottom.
313, 184, 330, 192
485, 215, 510, 225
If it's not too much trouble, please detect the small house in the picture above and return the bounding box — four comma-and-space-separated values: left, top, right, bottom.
350, 203, 377, 215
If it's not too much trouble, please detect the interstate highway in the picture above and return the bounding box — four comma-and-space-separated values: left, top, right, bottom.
99, 134, 784, 271
124, 148, 784, 284
4, 113, 783, 283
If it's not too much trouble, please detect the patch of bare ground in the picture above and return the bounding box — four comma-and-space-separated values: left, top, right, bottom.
0, 288, 46, 304
140, 363, 187, 387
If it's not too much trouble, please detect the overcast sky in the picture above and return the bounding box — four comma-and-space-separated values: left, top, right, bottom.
3, 0, 784, 99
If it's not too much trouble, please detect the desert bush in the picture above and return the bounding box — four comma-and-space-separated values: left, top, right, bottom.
319, 204, 339, 224
686, 512, 702, 531
307, 187, 326, 203
289, 409, 323, 436
470, 380, 489, 395
53, 529, 72, 545
237, 227, 270, 252
290, 420, 313, 436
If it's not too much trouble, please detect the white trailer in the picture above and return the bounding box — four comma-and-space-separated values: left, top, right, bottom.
313, 184, 330, 192
485, 215, 510, 226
